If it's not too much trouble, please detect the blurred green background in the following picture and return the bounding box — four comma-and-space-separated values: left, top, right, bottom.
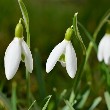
0, 0, 110, 109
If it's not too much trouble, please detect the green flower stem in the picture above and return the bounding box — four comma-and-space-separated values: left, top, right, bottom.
26, 25, 31, 106
11, 81, 17, 110
18, 0, 31, 106
26, 17, 30, 107
73, 55, 86, 94
26, 70, 31, 106
86, 9, 110, 63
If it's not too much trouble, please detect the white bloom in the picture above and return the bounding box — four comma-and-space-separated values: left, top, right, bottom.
46, 39, 77, 78
4, 37, 33, 80
97, 34, 110, 65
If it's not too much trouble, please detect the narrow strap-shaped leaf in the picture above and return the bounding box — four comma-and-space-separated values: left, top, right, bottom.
0, 91, 12, 110
77, 89, 90, 109
69, 90, 75, 105
42, 95, 52, 110
64, 100, 75, 110
28, 100, 36, 110
18, 0, 29, 29
34, 49, 46, 99
104, 91, 110, 110
73, 12, 86, 55
89, 97, 102, 110
18, 0, 30, 46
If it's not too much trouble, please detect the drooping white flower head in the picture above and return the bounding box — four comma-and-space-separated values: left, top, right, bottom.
4, 22, 33, 80
98, 34, 110, 65
46, 28, 77, 78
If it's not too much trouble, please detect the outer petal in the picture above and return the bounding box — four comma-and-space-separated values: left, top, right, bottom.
65, 42, 77, 78
4, 37, 21, 80
46, 39, 69, 73
103, 35, 110, 64
21, 40, 33, 73
97, 36, 106, 62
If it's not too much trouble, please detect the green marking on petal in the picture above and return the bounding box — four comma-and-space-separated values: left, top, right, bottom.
21, 54, 25, 62
59, 54, 65, 62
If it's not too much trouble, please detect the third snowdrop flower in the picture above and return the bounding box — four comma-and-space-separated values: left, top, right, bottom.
4, 22, 33, 80
46, 28, 77, 78
97, 34, 110, 65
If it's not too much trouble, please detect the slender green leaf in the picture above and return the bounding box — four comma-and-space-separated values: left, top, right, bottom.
77, 89, 90, 109
60, 89, 67, 100
89, 97, 102, 110
28, 100, 36, 110
30, 94, 41, 110
69, 90, 75, 105
64, 100, 75, 110
73, 12, 86, 55
18, 0, 29, 29
34, 49, 46, 99
0, 92, 12, 110
104, 91, 110, 110
42, 95, 52, 110
18, 0, 30, 46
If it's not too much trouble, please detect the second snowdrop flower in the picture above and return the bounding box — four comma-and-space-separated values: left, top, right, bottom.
97, 34, 110, 65
46, 28, 77, 78
4, 22, 33, 80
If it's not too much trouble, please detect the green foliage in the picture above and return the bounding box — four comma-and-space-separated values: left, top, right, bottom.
104, 91, 110, 110
89, 97, 102, 110
0, 0, 110, 109
42, 95, 52, 110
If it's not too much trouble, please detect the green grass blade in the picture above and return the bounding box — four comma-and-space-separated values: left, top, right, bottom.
77, 89, 90, 109
69, 90, 75, 105
42, 95, 52, 110
0, 92, 12, 110
34, 49, 46, 99
104, 91, 110, 110
28, 100, 36, 110
64, 100, 75, 110
89, 97, 102, 110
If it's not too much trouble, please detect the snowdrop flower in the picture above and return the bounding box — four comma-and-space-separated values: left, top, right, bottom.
97, 34, 110, 65
46, 28, 77, 78
4, 22, 33, 80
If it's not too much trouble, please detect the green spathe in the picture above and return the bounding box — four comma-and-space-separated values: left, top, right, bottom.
106, 23, 110, 34
65, 27, 73, 41
15, 23, 23, 38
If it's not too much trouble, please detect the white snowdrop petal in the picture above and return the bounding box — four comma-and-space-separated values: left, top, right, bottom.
65, 42, 77, 78
21, 40, 33, 73
103, 36, 110, 64
46, 39, 68, 73
97, 37, 105, 62
4, 38, 21, 80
